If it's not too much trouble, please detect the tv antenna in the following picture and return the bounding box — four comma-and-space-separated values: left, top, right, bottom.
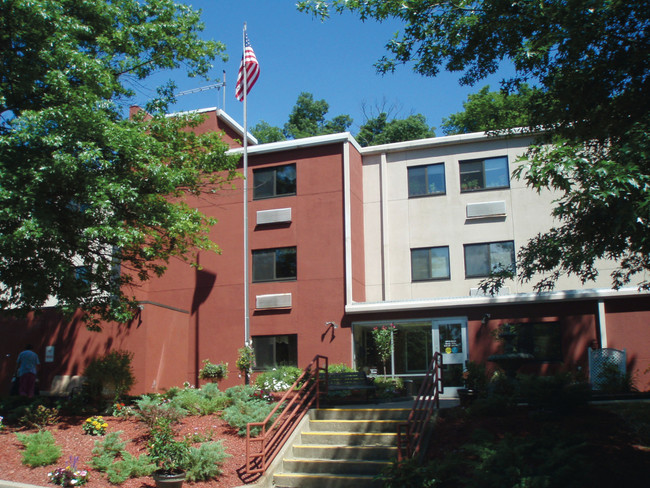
176, 71, 227, 111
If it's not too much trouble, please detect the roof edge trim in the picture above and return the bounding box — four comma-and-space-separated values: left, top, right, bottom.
345, 288, 650, 314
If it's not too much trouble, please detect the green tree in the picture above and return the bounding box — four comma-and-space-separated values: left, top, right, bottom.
283, 92, 352, 139
357, 112, 435, 147
0, 0, 238, 327
441, 85, 535, 135
299, 0, 650, 291
250, 120, 286, 144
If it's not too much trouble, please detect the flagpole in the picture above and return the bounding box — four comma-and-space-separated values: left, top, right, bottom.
242, 22, 250, 350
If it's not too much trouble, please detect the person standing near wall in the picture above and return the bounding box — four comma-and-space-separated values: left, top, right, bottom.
15, 345, 40, 398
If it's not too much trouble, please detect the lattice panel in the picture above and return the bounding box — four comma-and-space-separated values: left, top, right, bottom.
588, 348, 626, 390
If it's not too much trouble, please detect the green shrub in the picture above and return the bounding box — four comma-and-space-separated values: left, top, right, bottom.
374, 376, 404, 398
328, 363, 355, 373
254, 366, 302, 391
16, 430, 61, 467
222, 399, 277, 436
135, 395, 187, 428
90, 432, 155, 483
224, 385, 257, 403
19, 404, 59, 429
83, 350, 135, 403
167, 385, 231, 416
185, 441, 231, 481
518, 373, 590, 413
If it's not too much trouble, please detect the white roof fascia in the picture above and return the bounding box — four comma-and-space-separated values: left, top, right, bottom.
227, 132, 362, 156
359, 128, 534, 156
166, 107, 258, 145
345, 287, 650, 314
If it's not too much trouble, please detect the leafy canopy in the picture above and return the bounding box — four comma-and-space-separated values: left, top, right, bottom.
299, 0, 650, 290
441, 85, 535, 135
357, 112, 434, 147
0, 0, 238, 326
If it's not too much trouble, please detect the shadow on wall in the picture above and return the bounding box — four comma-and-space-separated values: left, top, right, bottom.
0, 307, 138, 395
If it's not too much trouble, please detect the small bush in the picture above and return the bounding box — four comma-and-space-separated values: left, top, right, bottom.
185, 441, 231, 481
167, 386, 230, 416
224, 385, 257, 403
222, 399, 277, 436
19, 404, 59, 429
254, 366, 302, 391
135, 395, 186, 428
328, 363, 355, 373
83, 415, 108, 436
16, 430, 62, 467
90, 432, 155, 484
518, 373, 590, 413
374, 376, 404, 398
83, 350, 135, 404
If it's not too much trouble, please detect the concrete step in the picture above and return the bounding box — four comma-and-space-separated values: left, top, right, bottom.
300, 431, 398, 446
282, 458, 390, 475
309, 418, 403, 433
291, 444, 398, 460
273, 473, 383, 488
312, 407, 410, 421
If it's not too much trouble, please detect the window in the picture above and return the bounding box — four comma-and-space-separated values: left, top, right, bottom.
516, 322, 562, 362
464, 241, 515, 278
252, 247, 296, 282
253, 164, 296, 199
459, 156, 509, 192
411, 247, 450, 281
252, 334, 298, 370
408, 163, 446, 197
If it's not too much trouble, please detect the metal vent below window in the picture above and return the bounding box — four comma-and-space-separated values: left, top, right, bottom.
466, 201, 506, 219
257, 208, 292, 225
470, 286, 510, 297
256, 293, 292, 309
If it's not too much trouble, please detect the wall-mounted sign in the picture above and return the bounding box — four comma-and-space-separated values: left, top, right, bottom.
45, 346, 54, 363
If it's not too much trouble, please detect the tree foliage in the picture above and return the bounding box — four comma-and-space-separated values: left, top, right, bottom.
299, 0, 650, 290
357, 112, 434, 146
441, 84, 535, 135
250, 120, 286, 144
0, 0, 238, 326
283, 92, 352, 139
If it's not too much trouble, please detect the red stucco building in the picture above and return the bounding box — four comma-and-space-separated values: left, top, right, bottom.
2, 108, 649, 398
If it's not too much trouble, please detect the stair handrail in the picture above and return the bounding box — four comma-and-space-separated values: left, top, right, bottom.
397, 352, 443, 461
245, 354, 328, 475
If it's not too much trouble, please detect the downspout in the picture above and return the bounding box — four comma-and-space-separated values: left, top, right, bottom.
597, 300, 608, 348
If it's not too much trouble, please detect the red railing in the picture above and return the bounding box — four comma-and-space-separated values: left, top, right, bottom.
397, 352, 443, 461
245, 355, 328, 475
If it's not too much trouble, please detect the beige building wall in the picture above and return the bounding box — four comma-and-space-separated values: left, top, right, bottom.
361, 132, 619, 304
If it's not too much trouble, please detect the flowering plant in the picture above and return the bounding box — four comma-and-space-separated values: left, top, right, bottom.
371, 324, 396, 375
148, 418, 190, 474
82, 416, 108, 436
253, 388, 273, 402
0, 416, 4, 431
236, 346, 255, 373
112, 402, 135, 418
48, 456, 89, 486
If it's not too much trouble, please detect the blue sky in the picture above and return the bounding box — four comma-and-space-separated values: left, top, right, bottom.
135, 1, 513, 136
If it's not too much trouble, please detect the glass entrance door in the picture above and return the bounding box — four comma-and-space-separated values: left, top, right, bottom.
432, 317, 468, 397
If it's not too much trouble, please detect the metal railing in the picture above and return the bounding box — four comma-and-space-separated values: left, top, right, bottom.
245, 354, 328, 475
397, 352, 443, 461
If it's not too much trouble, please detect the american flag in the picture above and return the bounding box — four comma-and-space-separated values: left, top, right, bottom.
235, 33, 260, 101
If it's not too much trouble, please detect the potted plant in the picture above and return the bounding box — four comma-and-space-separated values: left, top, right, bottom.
148, 418, 190, 488
235, 346, 255, 385
198, 359, 228, 383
